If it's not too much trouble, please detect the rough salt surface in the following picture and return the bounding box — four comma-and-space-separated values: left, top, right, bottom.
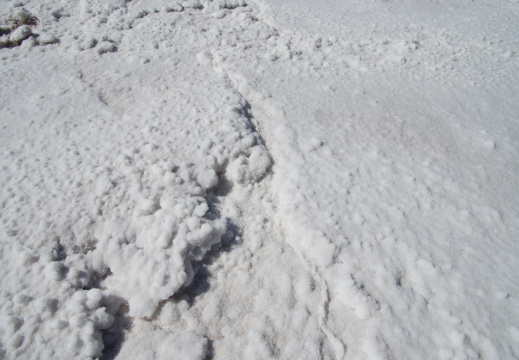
1, 0, 518, 359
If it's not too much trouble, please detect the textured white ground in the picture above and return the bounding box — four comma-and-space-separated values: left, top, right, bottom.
1, 0, 518, 359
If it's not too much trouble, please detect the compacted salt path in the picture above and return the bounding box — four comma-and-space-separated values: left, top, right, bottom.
1, 0, 518, 359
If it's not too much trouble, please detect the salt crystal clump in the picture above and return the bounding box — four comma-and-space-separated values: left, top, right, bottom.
182, 1, 203, 10
218, 0, 247, 9
45, 261, 64, 281
92, 191, 226, 318
17, 249, 38, 265
3, 316, 23, 335
97, 41, 116, 54
13, 8, 38, 26
0, 36, 10, 48
227, 145, 271, 185
38, 33, 59, 45
165, 3, 184, 12
9, 333, 23, 348
197, 167, 218, 189
51, 289, 116, 357
194, 202, 209, 217
0, 247, 115, 359
9, 25, 31, 43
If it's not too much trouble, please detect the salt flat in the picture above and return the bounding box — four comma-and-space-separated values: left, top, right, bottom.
1, 0, 518, 359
